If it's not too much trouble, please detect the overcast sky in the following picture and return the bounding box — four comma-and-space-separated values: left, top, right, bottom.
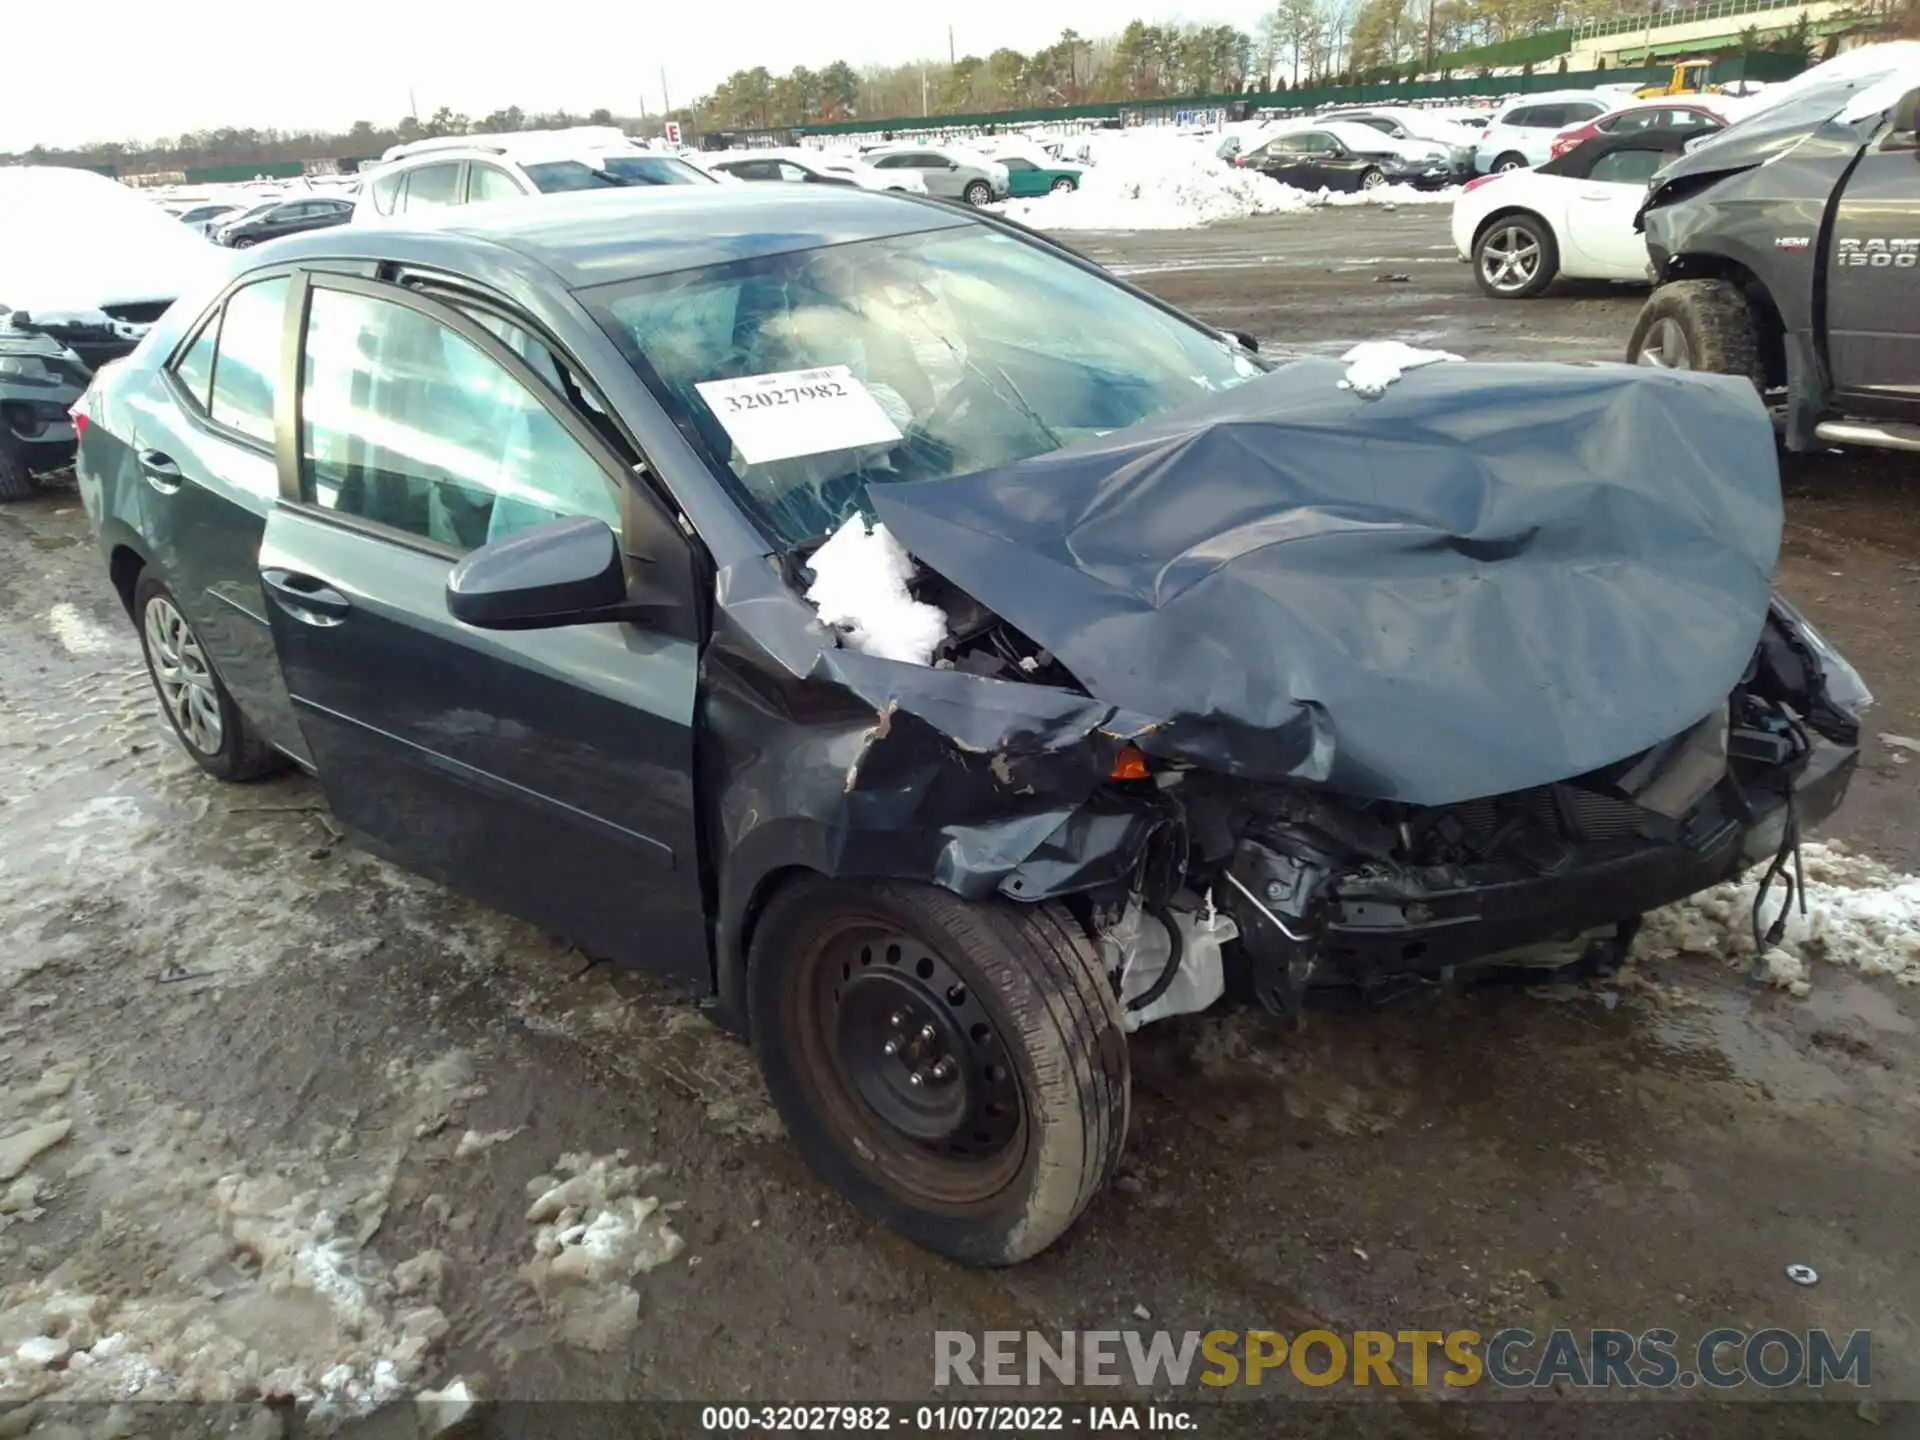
4, 0, 1275, 151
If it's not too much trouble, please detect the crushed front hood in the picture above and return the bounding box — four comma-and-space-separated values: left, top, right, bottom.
872, 358, 1781, 806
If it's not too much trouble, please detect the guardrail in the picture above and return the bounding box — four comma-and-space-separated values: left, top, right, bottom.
1573, 0, 1812, 43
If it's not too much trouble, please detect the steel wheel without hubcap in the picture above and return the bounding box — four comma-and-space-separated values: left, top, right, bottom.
1634, 316, 1693, 370
805, 921, 1026, 1203
1480, 225, 1543, 293
142, 594, 223, 755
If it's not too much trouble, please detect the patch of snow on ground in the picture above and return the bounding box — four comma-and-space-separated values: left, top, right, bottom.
1338, 340, 1464, 397
1636, 841, 1920, 995
42, 603, 116, 657
522, 1151, 685, 1351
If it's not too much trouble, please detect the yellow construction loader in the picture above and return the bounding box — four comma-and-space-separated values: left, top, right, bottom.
1635, 58, 1722, 98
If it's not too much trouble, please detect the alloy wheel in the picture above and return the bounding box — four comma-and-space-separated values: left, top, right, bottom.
964, 181, 992, 207
1361, 168, 1386, 189
1635, 316, 1693, 370
1480, 225, 1542, 293
143, 595, 224, 754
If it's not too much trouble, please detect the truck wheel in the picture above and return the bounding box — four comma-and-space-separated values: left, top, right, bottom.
749, 877, 1129, 1265
0, 445, 34, 501
1627, 279, 1763, 386
1473, 214, 1558, 298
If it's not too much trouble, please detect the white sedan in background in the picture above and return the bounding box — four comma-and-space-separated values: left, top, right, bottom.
1449, 126, 1690, 298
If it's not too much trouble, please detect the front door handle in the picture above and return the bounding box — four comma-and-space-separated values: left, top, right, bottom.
138, 449, 182, 494
262, 568, 352, 624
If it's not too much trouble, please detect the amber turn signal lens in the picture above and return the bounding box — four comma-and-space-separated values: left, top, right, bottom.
1109, 745, 1149, 781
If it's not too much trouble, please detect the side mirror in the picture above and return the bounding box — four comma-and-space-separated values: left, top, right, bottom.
1232, 331, 1259, 353
446, 516, 644, 630
946, 160, 960, 170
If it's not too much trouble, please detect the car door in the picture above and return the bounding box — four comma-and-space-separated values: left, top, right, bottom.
1562, 145, 1666, 278
1001, 157, 1042, 197
913, 153, 965, 200
466, 163, 526, 204
115, 272, 311, 760
257, 273, 710, 983
1255, 134, 1320, 188
1826, 102, 1920, 413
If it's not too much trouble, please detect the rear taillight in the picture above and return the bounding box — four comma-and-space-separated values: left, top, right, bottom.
70, 409, 88, 437
1480, 128, 1491, 140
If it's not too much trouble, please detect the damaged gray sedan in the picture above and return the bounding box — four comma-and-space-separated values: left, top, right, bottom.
72, 185, 1868, 1264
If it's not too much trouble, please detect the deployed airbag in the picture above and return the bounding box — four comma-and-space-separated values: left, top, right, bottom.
872, 358, 1782, 806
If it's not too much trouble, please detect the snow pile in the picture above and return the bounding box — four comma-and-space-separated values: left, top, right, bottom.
1320, 182, 1460, 208
999, 133, 1457, 230
1636, 842, 1920, 996
1338, 340, 1463, 398
521, 1151, 685, 1351
1001, 139, 1316, 231
806, 516, 948, 665
0, 165, 221, 316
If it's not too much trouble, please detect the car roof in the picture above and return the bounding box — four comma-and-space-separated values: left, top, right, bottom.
269, 184, 975, 289
1500, 91, 1608, 111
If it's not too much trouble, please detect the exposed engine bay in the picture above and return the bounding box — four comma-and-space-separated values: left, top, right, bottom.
1058, 599, 1866, 1022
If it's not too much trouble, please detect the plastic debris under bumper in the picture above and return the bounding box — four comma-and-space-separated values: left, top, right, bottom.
1317, 739, 1857, 978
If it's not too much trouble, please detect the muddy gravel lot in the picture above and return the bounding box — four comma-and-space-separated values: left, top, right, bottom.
0, 206, 1916, 1439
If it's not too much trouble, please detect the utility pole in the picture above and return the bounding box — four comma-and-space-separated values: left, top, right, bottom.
1424, 0, 1436, 72
661, 68, 672, 116
921, 68, 930, 116
407, 85, 419, 123
949, 25, 956, 65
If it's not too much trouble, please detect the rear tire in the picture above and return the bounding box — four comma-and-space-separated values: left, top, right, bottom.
1472, 213, 1558, 299
749, 878, 1130, 1265
1491, 151, 1528, 173
133, 575, 281, 782
1626, 279, 1763, 388
1049, 176, 1077, 194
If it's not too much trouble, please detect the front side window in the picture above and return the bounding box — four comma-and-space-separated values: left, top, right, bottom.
299, 287, 621, 551
591, 223, 1266, 547
402, 163, 462, 210
1588, 147, 1671, 185
207, 277, 288, 442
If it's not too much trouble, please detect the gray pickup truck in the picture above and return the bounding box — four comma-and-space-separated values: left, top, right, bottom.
1627, 59, 1920, 453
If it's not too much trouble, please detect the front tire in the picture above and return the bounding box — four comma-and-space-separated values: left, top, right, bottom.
1359, 167, 1386, 190
1472, 213, 1558, 299
133, 576, 280, 782
1049, 176, 1077, 194
749, 878, 1130, 1265
963, 180, 993, 207
1626, 279, 1763, 386
0, 444, 34, 501
1491, 151, 1528, 173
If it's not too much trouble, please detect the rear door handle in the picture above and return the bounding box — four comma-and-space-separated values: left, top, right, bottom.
262, 568, 352, 624
138, 449, 182, 494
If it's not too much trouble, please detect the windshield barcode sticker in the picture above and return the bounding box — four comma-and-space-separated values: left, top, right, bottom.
695, 366, 905, 465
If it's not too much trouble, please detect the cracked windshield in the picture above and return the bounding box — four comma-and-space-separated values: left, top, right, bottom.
595, 224, 1266, 544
